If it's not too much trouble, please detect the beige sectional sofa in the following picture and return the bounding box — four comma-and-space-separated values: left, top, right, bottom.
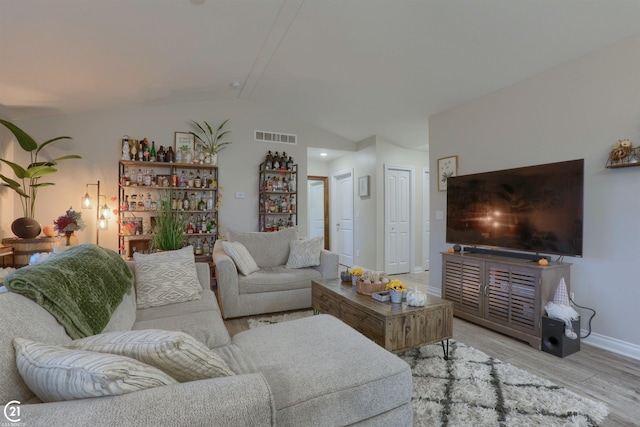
0, 244, 412, 426
213, 227, 339, 319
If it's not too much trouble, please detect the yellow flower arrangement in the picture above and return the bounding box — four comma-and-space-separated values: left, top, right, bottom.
386, 279, 407, 292
349, 267, 364, 276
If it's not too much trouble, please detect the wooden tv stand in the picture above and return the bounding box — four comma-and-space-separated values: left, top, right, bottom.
441, 251, 571, 350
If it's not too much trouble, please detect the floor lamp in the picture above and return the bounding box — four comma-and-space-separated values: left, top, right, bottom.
82, 181, 110, 245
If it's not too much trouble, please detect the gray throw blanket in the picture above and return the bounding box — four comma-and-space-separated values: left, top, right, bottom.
5, 244, 133, 339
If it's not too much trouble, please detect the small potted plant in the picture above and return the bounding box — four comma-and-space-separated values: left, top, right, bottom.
0, 119, 81, 238
190, 119, 232, 166
386, 279, 407, 303
349, 267, 364, 288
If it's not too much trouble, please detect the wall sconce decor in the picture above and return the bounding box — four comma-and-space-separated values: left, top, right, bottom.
82, 180, 109, 244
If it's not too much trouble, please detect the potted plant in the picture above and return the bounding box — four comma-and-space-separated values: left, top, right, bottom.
150, 192, 187, 251
190, 119, 232, 166
0, 119, 81, 238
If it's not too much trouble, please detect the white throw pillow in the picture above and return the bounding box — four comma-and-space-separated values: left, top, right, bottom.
133, 246, 202, 309
13, 337, 177, 403
286, 237, 323, 269
221, 241, 260, 276
65, 329, 234, 382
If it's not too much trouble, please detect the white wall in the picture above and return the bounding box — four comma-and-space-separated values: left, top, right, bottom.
429, 34, 640, 356
0, 133, 15, 240
0, 98, 354, 248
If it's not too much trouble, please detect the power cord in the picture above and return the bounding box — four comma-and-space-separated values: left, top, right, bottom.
570, 296, 596, 339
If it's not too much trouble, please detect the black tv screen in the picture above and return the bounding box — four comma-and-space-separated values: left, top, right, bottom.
446, 159, 584, 257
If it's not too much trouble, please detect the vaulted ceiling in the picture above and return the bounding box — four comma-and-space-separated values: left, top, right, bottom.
2, 0, 640, 150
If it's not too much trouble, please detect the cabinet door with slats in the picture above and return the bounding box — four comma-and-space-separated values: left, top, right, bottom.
442, 255, 482, 316
485, 262, 536, 333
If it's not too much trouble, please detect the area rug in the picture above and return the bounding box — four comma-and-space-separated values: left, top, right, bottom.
249, 311, 609, 426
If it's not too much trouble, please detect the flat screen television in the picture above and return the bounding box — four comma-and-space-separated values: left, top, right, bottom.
446, 159, 584, 257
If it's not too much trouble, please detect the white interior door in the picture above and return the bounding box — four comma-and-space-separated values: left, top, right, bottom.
332, 170, 354, 267
307, 180, 325, 240
385, 166, 411, 274
423, 168, 430, 271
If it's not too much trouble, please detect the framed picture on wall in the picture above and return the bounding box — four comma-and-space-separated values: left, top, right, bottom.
174, 131, 195, 153
437, 155, 458, 191
359, 175, 370, 197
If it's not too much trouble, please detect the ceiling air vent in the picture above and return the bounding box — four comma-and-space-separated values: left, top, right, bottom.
254, 130, 297, 145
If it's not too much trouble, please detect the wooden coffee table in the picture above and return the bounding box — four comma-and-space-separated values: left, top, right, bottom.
312, 279, 453, 356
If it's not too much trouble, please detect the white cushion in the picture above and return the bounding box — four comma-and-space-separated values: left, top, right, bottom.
221, 241, 260, 276
65, 329, 235, 382
133, 246, 202, 309
286, 237, 323, 269
13, 337, 177, 403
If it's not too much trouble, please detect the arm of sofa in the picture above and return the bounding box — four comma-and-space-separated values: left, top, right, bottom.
212, 240, 241, 319
313, 249, 339, 279
21, 373, 274, 427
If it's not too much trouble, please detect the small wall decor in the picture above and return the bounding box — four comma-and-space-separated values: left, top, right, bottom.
174, 131, 195, 153
437, 155, 458, 191
359, 175, 370, 197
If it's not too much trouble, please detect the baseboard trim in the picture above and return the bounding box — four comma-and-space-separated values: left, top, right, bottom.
426, 287, 640, 361
582, 331, 640, 361
413, 266, 425, 274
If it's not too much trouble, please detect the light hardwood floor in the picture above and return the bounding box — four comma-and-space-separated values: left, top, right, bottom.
222, 270, 640, 426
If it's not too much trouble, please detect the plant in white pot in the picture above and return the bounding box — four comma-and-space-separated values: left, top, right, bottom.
190, 119, 232, 166
0, 119, 81, 238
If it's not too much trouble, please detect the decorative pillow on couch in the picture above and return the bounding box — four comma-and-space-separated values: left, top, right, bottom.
133, 246, 202, 309
13, 337, 177, 402
286, 237, 323, 269
221, 241, 260, 276
65, 329, 235, 382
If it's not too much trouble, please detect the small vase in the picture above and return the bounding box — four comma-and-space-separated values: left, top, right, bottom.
390, 290, 403, 304
64, 231, 78, 246
352, 276, 357, 289
211, 153, 218, 166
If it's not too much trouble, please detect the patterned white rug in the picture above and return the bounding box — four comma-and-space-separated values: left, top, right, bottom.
249, 311, 608, 426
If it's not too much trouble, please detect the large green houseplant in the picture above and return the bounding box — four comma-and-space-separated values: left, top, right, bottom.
0, 119, 81, 238
150, 193, 187, 251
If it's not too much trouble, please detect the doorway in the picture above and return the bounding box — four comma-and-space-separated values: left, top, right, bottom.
307, 176, 329, 250
331, 169, 354, 267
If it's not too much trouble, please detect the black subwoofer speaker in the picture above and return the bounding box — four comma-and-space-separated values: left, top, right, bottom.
541, 316, 580, 358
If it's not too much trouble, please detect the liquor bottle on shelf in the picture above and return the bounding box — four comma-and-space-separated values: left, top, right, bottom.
287, 156, 294, 170
136, 169, 143, 186
171, 193, 179, 210
266, 151, 273, 169
187, 171, 195, 188
182, 192, 190, 211
202, 238, 209, 255
129, 194, 137, 211
122, 195, 129, 211
189, 193, 197, 211
143, 169, 151, 187
137, 194, 145, 210
138, 141, 144, 162
166, 146, 175, 163
144, 193, 152, 211
194, 170, 202, 188
198, 195, 206, 211
194, 237, 203, 255
207, 191, 214, 211
150, 141, 157, 162
180, 171, 187, 187
157, 146, 165, 162
273, 152, 280, 169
